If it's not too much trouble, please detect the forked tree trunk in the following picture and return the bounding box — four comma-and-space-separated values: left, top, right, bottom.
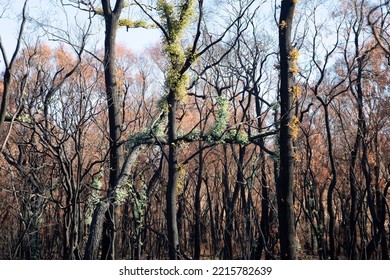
84, 145, 142, 259
0, 0, 28, 135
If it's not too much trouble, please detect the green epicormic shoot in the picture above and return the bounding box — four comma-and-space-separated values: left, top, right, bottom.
94, 6, 154, 29
118, 18, 155, 29
157, 0, 196, 101
85, 169, 104, 226
209, 96, 229, 140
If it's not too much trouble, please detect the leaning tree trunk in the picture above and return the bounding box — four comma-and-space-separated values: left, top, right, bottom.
84, 201, 110, 260
84, 145, 142, 260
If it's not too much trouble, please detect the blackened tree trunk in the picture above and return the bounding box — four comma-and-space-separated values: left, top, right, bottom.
84, 146, 142, 259
321, 102, 337, 260
84, 201, 110, 260
253, 86, 270, 259
166, 89, 180, 259
374, 133, 389, 260
348, 125, 360, 259
347, 23, 365, 260
100, 0, 125, 260
194, 146, 204, 259
205, 176, 218, 257
222, 146, 241, 259
147, 0, 200, 260
277, 0, 297, 260
0, 0, 28, 136
222, 148, 232, 259
251, 145, 270, 259
237, 146, 250, 251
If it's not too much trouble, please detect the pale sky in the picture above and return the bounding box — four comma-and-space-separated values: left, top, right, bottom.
0, 0, 161, 67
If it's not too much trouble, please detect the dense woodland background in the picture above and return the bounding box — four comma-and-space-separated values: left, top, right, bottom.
0, 0, 389, 260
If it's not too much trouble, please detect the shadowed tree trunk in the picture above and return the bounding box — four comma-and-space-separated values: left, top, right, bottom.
100, 0, 125, 260
320, 101, 337, 260
84, 201, 110, 260
252, 139, 270, 259
222, 146, 242, 259
166, 87, 180, 259
277, 0, 297, 260
0, 0, 28, 138
84, 146, 142, 259
194, 146, 204, 260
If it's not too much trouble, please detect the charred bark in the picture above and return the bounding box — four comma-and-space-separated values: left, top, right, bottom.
277, 0, 297, 260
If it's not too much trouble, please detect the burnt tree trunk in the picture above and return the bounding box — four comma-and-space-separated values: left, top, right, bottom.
321, 102, 337, 260
166, 89, 180, 260
277, 0, 297, 260
194, 147, 204, 260
0, 0, 28, 134
84, 145, 142, 259
100, 0, 125, 260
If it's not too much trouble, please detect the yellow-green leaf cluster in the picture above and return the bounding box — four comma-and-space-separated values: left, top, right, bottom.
157, 0, 195, 41
210, 96, 229, 140
94, 5, 153, 29
157, 0, 196, 102
279, 20, 287, 30
118, 19, 153, 29
288, 115, 300, 141
289, 85, 302, 101
289, 48, 299, 60
289, 48, 300, 75
228, 129, 249, 145
165, 42, 186, 68
166, 67, 189, 102
176, 163, 187, 195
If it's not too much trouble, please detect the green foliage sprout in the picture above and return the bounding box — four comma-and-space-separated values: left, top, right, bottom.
157, 0, 196, 102
93, 5, 154, 29
209, 96, 229, 141
228, 129, 249, 145
85, 169, 104, 226
157, 0, 195, 41
125, 113, 168, 150
128, 181, 148, 233
118, 19, 155, 29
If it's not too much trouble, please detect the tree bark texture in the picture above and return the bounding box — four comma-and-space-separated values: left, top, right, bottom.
166, 89, 180, 260
100, 0, 125, 260
277, 0, 297, 260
